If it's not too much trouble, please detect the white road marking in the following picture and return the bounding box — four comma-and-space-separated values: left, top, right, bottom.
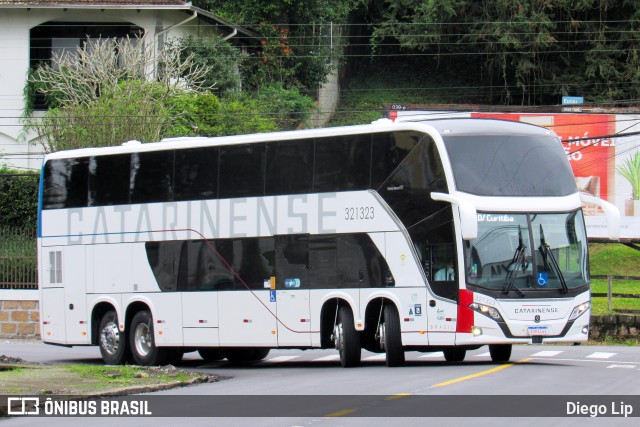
474, 352, 491, 357
586, 352, 617, 359
364, 354, 387, 361
313, 354, 340, 362
530, 350, 564, 357
607, 364, 637, 369
266, 355, 300, 362
418, 352, 443, 358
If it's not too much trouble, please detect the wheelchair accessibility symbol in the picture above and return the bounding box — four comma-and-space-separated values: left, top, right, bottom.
537, 272, 549, 287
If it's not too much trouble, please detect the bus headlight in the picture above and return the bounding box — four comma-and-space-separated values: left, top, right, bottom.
569, 302, 590, 321
469, 303, 503, 321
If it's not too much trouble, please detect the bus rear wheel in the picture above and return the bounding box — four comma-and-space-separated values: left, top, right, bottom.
381, 303, 404, 367
98, 310, 130, 365
334, 305, 361, 367
129, 310, 169, 366
443, 348, 466, 362
489, 344, 512, 362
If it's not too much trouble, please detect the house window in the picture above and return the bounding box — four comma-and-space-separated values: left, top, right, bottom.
29, 22, 144, 109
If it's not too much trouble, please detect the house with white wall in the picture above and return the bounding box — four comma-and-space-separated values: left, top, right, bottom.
0, 0, 256, 171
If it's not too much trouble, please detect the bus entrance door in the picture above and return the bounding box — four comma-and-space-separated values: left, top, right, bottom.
275, 235, 311, 346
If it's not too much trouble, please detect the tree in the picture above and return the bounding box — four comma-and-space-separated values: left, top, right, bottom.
170, 34, 245, 96
29, 36, 212, 109
209, 0, 365, 90
371, 0, 640, 105
25, 36, 213, 152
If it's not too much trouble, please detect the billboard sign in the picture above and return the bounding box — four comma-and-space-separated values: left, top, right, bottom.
471, 112, 640, 240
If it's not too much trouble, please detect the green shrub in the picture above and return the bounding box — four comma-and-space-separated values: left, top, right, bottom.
0, 169, 38, 230
171, 34, 244, 97
162, 91, 278, 138
35, 81, 168, 152
253, 84, 316, 130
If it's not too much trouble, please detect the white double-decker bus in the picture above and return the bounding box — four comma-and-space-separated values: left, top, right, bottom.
38, 117, 619, 367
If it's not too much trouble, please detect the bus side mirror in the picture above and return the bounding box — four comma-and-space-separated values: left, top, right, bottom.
431, 192, 478, 240
580, 193, 621, 241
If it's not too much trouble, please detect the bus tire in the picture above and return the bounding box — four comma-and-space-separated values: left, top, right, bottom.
443, 348, 466, 362
252, 348, 271, 361
382, 303, 404, 367
198, 348, 224, 361
98, 310, 130, 365
489, 344, 512, 362
129, 310, 169, 366
335, 305, 361, 367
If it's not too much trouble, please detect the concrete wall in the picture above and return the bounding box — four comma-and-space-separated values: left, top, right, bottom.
590, 314, 640, 339
309, 61, 340, 128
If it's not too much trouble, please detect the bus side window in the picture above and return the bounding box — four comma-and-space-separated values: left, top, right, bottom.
276, 235, 309, 289
219, 144, 266, 198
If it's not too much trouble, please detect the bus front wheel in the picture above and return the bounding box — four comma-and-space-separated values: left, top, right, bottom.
334, 305, 361, 367
98, 310, 130, 365
489, 344, 512, 362
381, 303, 404, 367
129, 310, 168, 366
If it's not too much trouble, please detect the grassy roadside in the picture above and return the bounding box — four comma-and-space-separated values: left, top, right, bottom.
0, 360, 215, 396
589, 243, 640, 315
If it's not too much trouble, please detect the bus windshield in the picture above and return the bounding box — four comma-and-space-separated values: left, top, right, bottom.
443, 134, 576, 196
464, 211, 589, 293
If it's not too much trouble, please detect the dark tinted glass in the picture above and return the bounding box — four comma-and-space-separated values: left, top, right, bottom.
338, 234, 389, 288
378, 137, 448, 229
265, 139, 313, 195
314, 135, 371, 192
371, 131, 421, 189
276, 235, 309, 289
145, 240, 183, 292
43, 158, 88, 209
444, 135, 577, 196
174, 147, 219, 201
232, 238, 276, 290
219, 144, 266, 198
88, 154, 131, 206
185, 240, 234, 291
309, 235, 338, 288
130, 150, 174, 204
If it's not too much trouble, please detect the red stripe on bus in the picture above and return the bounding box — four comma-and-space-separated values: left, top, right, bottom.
457, 289, 474, 333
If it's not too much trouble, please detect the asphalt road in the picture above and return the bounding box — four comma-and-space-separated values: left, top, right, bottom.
1, 341, 639, 426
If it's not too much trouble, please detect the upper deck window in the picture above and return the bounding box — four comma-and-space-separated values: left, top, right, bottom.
444, 134, 576, 197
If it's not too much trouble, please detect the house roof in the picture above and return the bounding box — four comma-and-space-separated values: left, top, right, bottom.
0, 1, 260, 38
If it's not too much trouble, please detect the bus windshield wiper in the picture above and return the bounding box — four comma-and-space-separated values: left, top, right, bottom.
502, 225, 526, 297
538, 225, 569, 294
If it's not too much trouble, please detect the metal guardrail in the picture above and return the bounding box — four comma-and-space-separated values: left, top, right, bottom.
0, 227, 38, 290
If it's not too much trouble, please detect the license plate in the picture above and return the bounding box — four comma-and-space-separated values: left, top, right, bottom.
528, 326, 549, 336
